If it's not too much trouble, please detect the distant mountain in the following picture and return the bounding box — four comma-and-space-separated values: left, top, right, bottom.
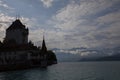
54, 52, 80, 62
52, 46, 120, 62
95, 54, 120, 61
80, 54, 120, 61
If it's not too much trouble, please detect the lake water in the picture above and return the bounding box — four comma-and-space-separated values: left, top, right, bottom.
0, 61, 120, 80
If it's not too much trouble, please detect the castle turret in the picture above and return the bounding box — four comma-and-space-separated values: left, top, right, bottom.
4, 19, 29, 45
41, 36, 47, 53
40, 36, 48, 67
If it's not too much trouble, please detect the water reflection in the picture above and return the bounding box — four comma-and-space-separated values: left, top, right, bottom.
24, 68, 49, 80
0, 62, 120, 80
0, 68, 49, 80
0, 70, 26, 80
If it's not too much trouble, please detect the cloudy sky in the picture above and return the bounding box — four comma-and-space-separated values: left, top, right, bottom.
0, 0, 120, 49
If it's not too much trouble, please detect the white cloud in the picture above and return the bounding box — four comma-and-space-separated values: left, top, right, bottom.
90, 10, 120, 48
97, 10, 120, 26
82, 18, 120, 48
51, 0, 115, 31
0, 13, 14, 41
0, 0, 13, 10
40, 0, 54, 8
0, 13, 14, 32
47, 0, 120, 49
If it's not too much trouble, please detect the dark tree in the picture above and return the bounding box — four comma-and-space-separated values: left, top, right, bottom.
47, 50, 57, 65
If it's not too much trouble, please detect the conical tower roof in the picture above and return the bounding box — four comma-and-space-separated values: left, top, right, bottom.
41, 36, 47, 52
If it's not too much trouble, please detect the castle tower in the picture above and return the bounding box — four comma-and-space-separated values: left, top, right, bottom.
41, 36, 48, 67
4, 19, 29, 45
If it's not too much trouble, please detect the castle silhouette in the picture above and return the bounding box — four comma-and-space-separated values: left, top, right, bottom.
0, 19, 57, 71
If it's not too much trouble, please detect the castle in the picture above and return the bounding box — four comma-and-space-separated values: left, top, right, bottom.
0, 19, 57, 71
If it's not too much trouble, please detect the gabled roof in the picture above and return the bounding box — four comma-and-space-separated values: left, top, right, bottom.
7, 19, 25, 30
